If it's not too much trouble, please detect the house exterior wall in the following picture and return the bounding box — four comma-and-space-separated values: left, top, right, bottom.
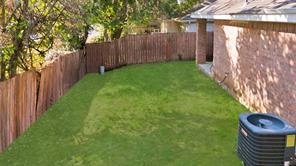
195, 20, 214, 62
213, 20, 296, 126
161, 20, 182, 33
207, 22, 214, 32
196, 19, 207, 64
191, 22, 213, 32
185, 23, 197, 32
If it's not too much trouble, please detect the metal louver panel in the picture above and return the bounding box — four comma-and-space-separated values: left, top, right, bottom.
237, 114, 296, 166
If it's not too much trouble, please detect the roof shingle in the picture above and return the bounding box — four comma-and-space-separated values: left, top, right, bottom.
193, 0, 296, 15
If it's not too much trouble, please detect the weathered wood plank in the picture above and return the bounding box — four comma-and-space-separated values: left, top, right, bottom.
85, 33, 196, 71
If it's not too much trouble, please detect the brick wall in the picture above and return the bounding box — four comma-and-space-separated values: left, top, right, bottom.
207, 31, 214, 61
196, 19, 207, 64
213, 20, 296, 126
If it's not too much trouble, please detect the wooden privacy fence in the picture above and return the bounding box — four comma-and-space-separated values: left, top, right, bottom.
86, 32, 196, 72
0, 32, 196, 153
36, 51, 86, 117
0, 51, 86, 152
0, 71, 37, 152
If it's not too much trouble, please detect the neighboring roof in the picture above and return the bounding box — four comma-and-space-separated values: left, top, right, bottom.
191, 0, 296, 23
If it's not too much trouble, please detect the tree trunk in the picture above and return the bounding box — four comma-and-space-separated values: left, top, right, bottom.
0, 53, 5, 81
8, 49, 20, 77
103, 28, 109, 42
1, 0, 6, 80
80, 24, 90, 49
1, 0, 5, 28
111, 28, 123, 40
8, 0, 28, 78
8, 36, 24, 77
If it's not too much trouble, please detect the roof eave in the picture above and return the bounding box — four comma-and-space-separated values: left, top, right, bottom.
191, 13, 296, 23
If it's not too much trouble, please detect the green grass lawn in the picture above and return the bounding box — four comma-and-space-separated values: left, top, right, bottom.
0, 61, 248, 166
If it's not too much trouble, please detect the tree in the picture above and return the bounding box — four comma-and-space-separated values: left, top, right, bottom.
90, 0, 131, 40
0, 0, 92, 79
0, 0, 200, 80
90, 0, 199, 40
0, 0, 67, 79
57, 0, 93, 50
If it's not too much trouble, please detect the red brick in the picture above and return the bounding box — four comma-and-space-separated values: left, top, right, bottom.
213, 21, 296, 126
196, 19, 207, 64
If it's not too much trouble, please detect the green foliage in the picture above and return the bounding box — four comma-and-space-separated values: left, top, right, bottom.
159, 0, 180, 18
90, 0, 132, 40
0, 0, 200, 80
0, 0, 68, 78
159, 0, 200, 18
0, 62, 246, 165
0, 0, 92, 79
90, 0, 200, 39
56, 0, 93, 50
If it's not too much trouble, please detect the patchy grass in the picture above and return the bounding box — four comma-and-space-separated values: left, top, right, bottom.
0, 61, 247, 166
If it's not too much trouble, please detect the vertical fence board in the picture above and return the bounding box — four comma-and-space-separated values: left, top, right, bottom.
0, 32, 195, 153
86, 32, 196, 72
0, 71, 37, 152
36, 51, 86, 119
